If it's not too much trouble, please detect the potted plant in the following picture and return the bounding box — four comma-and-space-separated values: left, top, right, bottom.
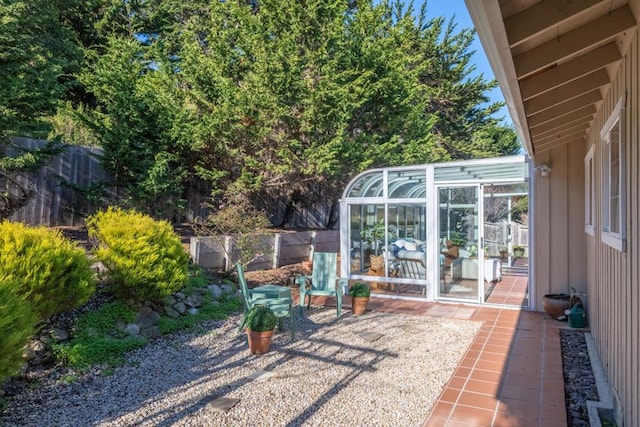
244, 305, 277, 354
349, 282, 371, 315
513, 245, 525, 258
361, 220, 386, 269
499, 245, 508, 259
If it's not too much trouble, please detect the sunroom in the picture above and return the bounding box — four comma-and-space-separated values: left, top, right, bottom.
338, 154, 530, 306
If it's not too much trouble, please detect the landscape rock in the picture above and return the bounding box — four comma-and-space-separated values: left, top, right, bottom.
135, 307, 160, 329
161, 295, 176, 306
221, 283, 234, 294
49, 328, 69, 343
141, 326, 162, 339
164, 306, 180, 318
208, 284, 223, 299
185, 294, 204, 308
124, 323, 141, 336
173, 302, 187, 314
187, 308, 199, 315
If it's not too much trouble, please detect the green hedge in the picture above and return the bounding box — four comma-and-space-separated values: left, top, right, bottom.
0, 285, 38, 383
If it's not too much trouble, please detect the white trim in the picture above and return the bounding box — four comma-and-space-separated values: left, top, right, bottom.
600, 94, 626, 252
584, 145, 596, 236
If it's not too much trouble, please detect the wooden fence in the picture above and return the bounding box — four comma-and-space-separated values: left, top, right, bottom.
7, 138, 108, 226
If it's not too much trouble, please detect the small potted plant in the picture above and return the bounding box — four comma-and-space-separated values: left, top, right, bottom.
349, 282, 371, 315
499, 245, 508, 259
361, 220, 386, 269
244, 305, 277, 354
513, 245, 525, 258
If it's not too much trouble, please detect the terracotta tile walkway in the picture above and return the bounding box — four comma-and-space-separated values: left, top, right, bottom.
300, 293, 567, 427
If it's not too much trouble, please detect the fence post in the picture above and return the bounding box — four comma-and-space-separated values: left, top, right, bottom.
224, 235, 233, 271
309, 231, 317, 261
273, 233, 281, 269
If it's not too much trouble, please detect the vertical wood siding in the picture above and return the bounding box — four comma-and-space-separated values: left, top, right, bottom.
584, 27, 639, 423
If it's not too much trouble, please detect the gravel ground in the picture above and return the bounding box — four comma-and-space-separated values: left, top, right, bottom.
560, 329, 599, 427
1, 308, 480, 427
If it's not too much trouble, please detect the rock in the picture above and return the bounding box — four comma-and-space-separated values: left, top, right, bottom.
141, 326, 161, 339
221, 283, 234, 294
173, 302, 187, 314
50, 328, 69, 343
22, 348, 37, 361
124, 323, 141, 336
165, 306, 180, 318
29, 340, 46, 353
161, 295, 176, 305
135, 307, 160, 329
185, 294, 204, 308
208, 284, 223, 299
187, 308, 199, 315
174, 292, 186, 300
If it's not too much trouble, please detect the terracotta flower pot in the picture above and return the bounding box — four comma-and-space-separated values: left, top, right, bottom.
246, 329, 275, 354
542, 294, 571, 319
351, 296, 369, 315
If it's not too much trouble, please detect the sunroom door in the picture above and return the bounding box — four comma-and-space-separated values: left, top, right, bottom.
437, 185, 483, 302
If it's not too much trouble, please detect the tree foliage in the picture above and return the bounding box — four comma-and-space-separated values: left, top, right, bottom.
9, 0, 521, 223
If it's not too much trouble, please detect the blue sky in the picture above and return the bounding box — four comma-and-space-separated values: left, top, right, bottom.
420, 0, 512, 126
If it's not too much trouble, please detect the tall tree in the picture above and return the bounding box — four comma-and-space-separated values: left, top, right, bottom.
0, 0, 83, 218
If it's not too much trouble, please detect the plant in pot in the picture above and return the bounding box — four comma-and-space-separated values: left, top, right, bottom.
244, 305, 277, 354
360, 220, 386, 270
499, 245, 508, 259
513, 245, 525, 258
349, 282, 371, 315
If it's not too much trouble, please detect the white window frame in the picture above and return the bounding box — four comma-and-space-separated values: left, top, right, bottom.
600, 95, 626, 251
584, 145, 595, 236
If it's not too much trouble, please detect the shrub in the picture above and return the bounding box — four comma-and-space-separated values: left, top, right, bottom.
0, 285, 38, 383
0, 221, 95, 318
349, 282, 371, 298
86, 207, 189, 302
244, 306, 277, 332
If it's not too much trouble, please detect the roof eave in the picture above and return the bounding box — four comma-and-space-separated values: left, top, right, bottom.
465, 0, 535, 159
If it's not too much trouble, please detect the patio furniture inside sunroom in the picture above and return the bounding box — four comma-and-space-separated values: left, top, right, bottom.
339, 155, 530, 306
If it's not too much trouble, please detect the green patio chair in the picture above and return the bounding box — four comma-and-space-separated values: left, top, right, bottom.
236, 263, 295, 341
295, 252, 346, 317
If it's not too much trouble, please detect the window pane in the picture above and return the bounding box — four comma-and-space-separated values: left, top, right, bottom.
388, 169, 426, 199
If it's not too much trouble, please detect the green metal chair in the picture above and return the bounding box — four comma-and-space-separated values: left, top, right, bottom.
295, 252, 346, 317
236, 263, 295, 341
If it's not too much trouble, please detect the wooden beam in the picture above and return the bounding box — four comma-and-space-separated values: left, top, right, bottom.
533, 127, 589, 146
529, 113, 593, 136
520, 42, 620, 100
505, 0, 605, 47
527, 90, 602, 126
524, 69, 609, 114
513, 5, 636, 78
529, 105, 595, 134
530, 119, 591, 138
534, 133, 587, 152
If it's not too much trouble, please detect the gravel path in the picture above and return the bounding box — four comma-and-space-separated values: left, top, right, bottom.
1, 308, 480, 427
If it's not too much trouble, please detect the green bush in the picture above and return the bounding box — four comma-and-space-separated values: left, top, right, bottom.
244, 306, 277, 332
0, 221, 95, 319
0, 285, 38, 383
349, 282, 371, 298
86, 207, 189, 302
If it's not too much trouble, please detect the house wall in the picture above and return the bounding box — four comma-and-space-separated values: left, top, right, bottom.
532, 139, 586, 309
582, 27, 640, 424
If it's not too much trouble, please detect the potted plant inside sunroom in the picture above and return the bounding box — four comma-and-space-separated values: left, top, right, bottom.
349, 282, 371, 315
360, 220, 386, 270
512, 245, 525, 258
244, 305, 277, 354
